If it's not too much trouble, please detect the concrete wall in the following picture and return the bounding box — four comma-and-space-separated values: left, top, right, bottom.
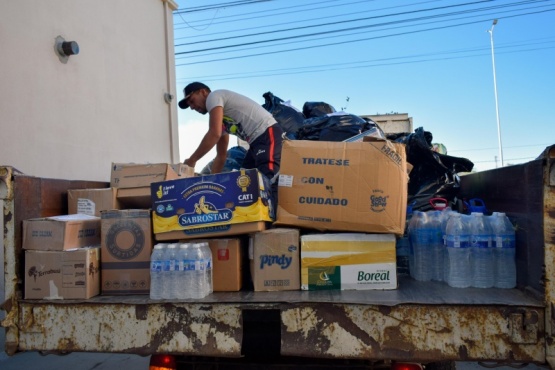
0, 0, 179, 182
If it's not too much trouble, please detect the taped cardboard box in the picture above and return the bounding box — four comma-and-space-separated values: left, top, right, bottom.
276, 140, 408, 236
249, 228, 300, 291
25, 247, 100, 299
301, 233, 397, 291
68, 188, 119, 217
111, 163, 195, 209
23, 214, 101, 251
151, 169, 274, 240
101, 209, 153, 295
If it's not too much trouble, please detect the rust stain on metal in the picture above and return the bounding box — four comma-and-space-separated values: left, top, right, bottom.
281, 303, 544, 362
135, 305, 148, 320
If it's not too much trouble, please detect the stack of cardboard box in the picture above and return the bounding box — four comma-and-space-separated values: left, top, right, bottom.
23, 214, 101, 299
148, 138, 408, 292
24, 137, 409, 298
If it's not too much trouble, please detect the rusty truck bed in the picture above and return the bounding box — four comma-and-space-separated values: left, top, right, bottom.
2, 144, 554, 366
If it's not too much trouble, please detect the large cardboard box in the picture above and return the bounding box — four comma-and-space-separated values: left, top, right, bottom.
300, 233, 397, 291
23, 214, 101, 251
100, 209, 153, 295
151, 169, 274, 240
276, 140, 408, 236
111, 163, 194, 209
68, 188, 119, 217
25, 247, 100, 299
205, 238, 244, 292
249, 228, 300, 291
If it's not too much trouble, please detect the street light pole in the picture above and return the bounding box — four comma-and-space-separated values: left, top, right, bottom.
488, 19, 504, 167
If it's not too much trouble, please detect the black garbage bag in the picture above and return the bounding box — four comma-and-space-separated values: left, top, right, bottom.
200, 146, 247, 174
395, 127, 474, 211
262, 92, 305, 139
302, 101, 336, 118
297, 113, 371, 142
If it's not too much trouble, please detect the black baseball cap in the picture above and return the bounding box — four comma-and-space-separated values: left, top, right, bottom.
178, 82, 210, 109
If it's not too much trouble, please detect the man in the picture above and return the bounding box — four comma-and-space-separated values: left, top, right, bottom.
179, 82, 283, 202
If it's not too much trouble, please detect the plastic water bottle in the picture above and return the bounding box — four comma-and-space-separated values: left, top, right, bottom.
175, 243, 190, 299
200, 242, 213, 294
428, 210, 444, 282
440, 209, 455, 282
190, 243, 205, 299
445, 213, 472, 288
149, 244, 166, 300
491, 212, 517, 288
407, 210, 419, 280
470, 213, 494, 288
409, 211, 432, 281
162, 243, 178, 299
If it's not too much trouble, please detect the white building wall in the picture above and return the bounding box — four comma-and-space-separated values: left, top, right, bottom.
0, 0, 179, 182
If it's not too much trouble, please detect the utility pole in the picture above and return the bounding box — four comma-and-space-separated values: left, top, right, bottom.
488, 19, 504, 167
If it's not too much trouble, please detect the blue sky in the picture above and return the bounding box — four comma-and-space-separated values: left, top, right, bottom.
173, 0, 554, 172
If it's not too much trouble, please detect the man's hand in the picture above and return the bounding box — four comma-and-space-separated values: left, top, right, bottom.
184, 158, 196, 168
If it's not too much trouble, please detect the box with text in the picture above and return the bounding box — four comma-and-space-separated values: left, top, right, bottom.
276, 140, 408, 236
151, 169, 274, 240
301, 233, 397, 291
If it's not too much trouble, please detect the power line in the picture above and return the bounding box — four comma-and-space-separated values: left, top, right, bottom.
174, 0, 272, 14
177, 44, 554, 82
174, 3, 554, 62
174, 0, 440, 38
174, 0, 372, 30
175, 0, 492, 47
175, 8, 555, 66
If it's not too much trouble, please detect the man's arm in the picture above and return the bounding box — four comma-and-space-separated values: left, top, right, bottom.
210, 134, 230, 174
184, 106, 224, 168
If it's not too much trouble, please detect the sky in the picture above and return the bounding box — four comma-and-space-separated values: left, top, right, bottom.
172, 0, 555, 173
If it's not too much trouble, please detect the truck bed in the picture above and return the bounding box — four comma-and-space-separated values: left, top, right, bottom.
2, 145, 554, 365
21, 276, 543, 307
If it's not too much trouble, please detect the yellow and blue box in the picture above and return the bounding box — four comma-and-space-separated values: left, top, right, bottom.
151, 169, 274, 241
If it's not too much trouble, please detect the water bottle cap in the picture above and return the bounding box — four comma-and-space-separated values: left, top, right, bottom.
154, 244, 164, 249
167, 244, 177, 249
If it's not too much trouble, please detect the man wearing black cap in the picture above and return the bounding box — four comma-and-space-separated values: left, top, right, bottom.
179, 82, 283, 201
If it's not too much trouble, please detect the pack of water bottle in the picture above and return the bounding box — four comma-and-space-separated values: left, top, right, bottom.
150, 241, 213, 300
408, 208, 516, 289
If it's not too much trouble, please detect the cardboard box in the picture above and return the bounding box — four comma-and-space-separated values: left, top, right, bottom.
151, 169, 274, 240
203, 238, 243, 292
154, 221, 267, 241
110, 163, 182, 188
68, 188, 119, 217
300, 233, 397, 291
275, 140, 408, 236
249, 228, 300, 291
25, 247, 100, 299
100, 209, 153, 295
23, 214, 101, 251
111, 163, 195, 209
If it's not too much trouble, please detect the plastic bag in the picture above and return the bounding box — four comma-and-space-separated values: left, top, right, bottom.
302, 101, 336, 118
394, 127, 474, 211
262, 92, 305, 139
297, 113, 371, 141
200, 146, 247, 174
